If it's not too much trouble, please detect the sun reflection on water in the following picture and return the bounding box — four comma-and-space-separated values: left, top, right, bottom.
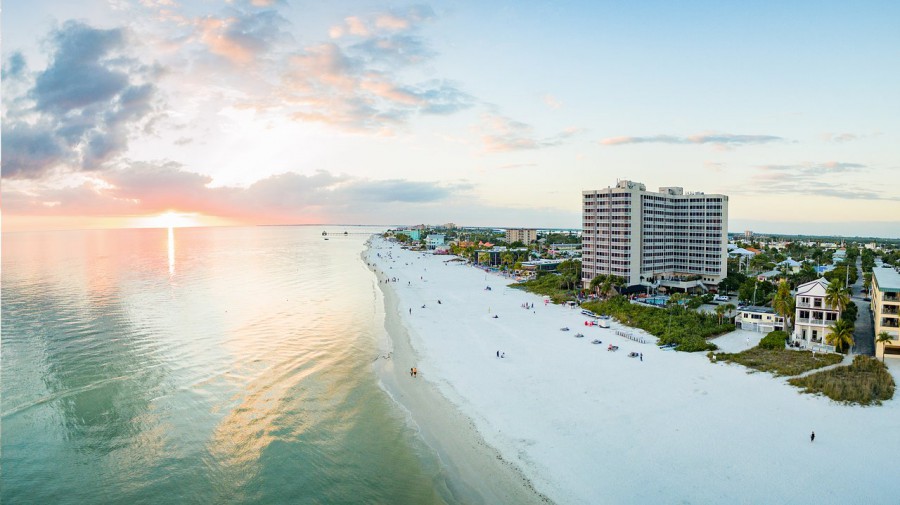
168, 227, 175, 276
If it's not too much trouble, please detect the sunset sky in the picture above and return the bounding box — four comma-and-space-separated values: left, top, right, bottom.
3, 1, 899, 236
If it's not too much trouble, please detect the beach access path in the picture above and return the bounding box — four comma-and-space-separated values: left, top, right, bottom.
366, 237, 900, 505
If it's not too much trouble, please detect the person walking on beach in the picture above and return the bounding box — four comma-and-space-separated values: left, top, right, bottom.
640, 353, 643, 362
496, 350, 500, 358
810, 431, 815, 442
410, 367, 414, 377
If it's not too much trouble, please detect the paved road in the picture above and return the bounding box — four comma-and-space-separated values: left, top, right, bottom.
852, 256, 874, 356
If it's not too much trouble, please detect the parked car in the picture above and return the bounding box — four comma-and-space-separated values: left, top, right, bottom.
714, 295, 730, 302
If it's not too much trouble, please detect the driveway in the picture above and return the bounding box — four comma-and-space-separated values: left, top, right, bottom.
851, 256, 874, 356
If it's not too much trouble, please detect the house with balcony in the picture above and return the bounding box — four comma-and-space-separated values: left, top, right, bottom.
425, 234, 445, 250
791, 278, 840, 352
735, 306, 785, 334
871, 267, 900, 359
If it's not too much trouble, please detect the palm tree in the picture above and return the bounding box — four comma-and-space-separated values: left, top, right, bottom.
501, 252, 513, 271
772, 280, 795, 332
715, 304, 727, 324
667, 293, 686, 313
589, 274, 607, 298
876, 331, 894, 362
824, 281, 851, 315
715, 303, 736, 325
826, 319, 855, 354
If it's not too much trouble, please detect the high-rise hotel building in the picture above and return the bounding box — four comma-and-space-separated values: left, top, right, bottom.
582, 180, 728, 290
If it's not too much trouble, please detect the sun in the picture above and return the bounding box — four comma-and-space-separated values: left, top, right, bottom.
135, 211, 199, 229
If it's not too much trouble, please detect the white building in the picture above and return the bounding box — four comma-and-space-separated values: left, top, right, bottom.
582, 180, 728, 291
425, 234, 445, 250
736, 306, 785, 334
791, 278, 841, 352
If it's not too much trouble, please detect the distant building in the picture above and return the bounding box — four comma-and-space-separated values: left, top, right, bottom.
443, 223, 458, 229
728, 246, 757, 258
521, 259, 564, 272
744, 230, 754, 238
791, 278, 840, 352
832, 248, 847, 264
582, 180, 728, 291
425, 234, 445, 250
776, 257, 802, 273
736, 306, 785, 334
505, 228, 537, 244
396, 229, 421, 241
473, 247, 528, 267
756, 270, 783, 281
871, 267, 900, 359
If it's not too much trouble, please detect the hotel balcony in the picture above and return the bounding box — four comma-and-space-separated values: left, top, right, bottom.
883, 293, 899, 302
880, 318, 900, 328
882, 306, 899, 316
796, 318, 827, 326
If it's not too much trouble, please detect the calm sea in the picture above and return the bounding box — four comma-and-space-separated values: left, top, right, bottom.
2, 226, 453, 504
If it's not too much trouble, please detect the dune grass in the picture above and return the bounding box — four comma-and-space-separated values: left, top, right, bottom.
788, 355, 895, 405
712, 348, 843, 377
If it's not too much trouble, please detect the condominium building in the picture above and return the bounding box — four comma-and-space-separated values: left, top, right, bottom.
791, 278, 841, 351
581, 180, 728, 290
505, 228, 537, 244
871, 267, 900, 359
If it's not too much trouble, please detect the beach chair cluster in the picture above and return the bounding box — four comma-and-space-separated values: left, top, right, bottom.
615, 330, 647, 344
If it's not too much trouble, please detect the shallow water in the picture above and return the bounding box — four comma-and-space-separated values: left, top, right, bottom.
2, 226, 453, 504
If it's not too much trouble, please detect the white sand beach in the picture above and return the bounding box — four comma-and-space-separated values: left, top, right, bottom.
365, 236, 900, 504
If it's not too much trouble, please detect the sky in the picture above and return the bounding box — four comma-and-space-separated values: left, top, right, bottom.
2, 0, 899, 236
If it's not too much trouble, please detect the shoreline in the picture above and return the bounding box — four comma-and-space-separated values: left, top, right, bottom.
364, 240, 549, 505
363, 235, 900, 504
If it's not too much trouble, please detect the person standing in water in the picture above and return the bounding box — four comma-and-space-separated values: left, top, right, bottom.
810, 431, 815, 442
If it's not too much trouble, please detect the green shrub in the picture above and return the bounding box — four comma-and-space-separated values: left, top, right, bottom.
511, 273, 577, 302
581, 296, 732, 352
758, 330, 788, 350
788, 355, 895, 405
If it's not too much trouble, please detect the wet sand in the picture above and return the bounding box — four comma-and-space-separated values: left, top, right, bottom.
365, 246, 549, 505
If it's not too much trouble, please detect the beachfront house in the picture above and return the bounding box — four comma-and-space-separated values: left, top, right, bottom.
871, 267, 900, 359
425, 234, 445, 250
791, 278, 840, 352
735, 306, 785, 334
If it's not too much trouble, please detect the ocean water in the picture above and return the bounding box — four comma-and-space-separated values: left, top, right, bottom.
1, 226, 452, 504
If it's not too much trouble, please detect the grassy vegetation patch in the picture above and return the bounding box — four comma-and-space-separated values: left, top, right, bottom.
713, 347, 843, 376
581, 296, 733, 352
510, 274, 576, 304
788, 355, 896, 405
